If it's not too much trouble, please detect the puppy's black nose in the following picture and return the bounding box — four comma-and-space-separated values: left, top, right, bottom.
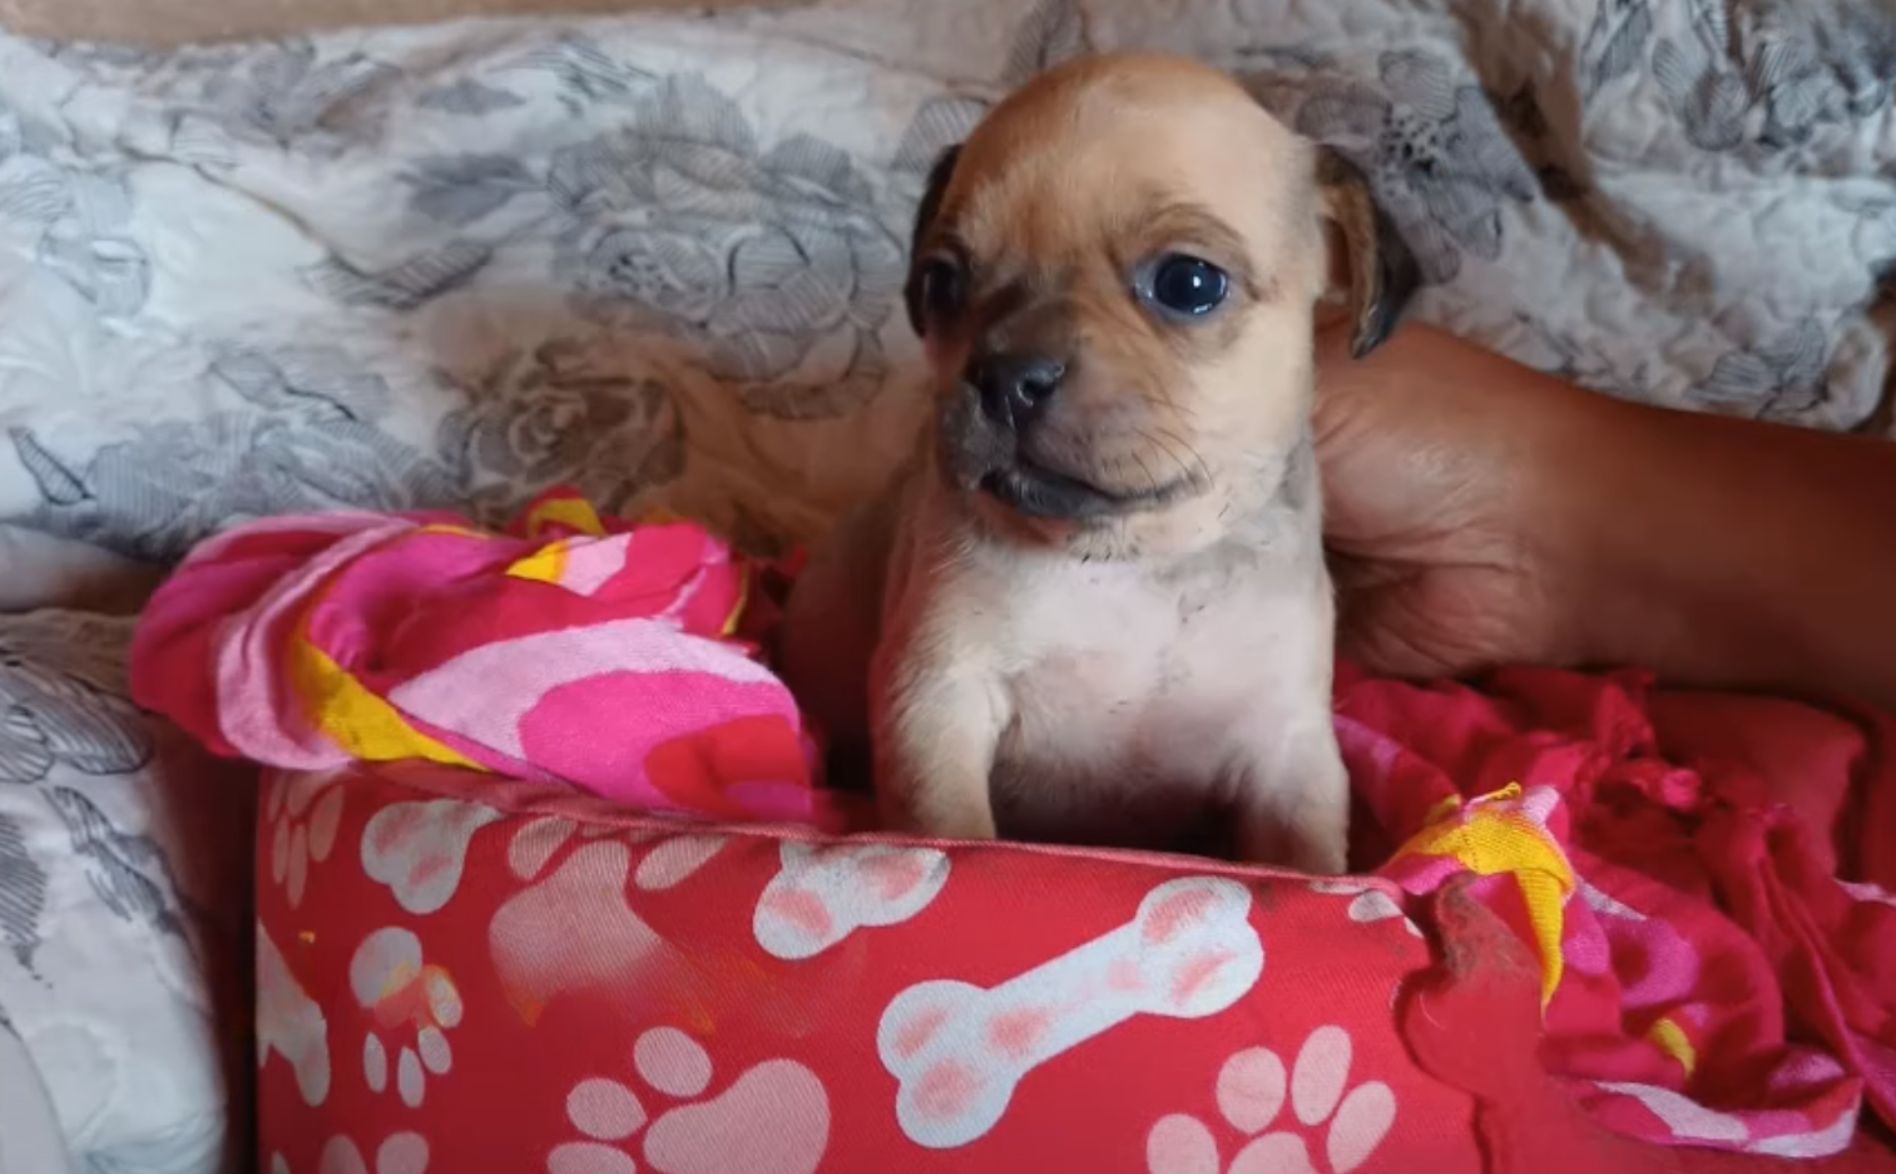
968, 353, 1065, 429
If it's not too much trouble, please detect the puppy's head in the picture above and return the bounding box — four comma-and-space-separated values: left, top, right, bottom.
906, 53, 1417, 557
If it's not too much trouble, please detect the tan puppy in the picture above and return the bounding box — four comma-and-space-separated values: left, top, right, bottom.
780, 53, 1416, 872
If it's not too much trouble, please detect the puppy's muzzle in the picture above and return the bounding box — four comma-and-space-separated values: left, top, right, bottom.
942, 349, 1163, 524
969, 351, 1065, 432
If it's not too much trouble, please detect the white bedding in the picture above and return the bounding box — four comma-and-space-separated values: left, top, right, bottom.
0, 0, 1890, 1169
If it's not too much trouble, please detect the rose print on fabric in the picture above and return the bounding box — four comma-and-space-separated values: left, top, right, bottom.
433, 340, 684, 520
1146, 1026, 1396, 1174
1288, 50, 1538, 284
879, 877, 1264, 1148
753, 841, 950, 960
546, 1025, 829, 1174
351, 927, 464, 1109
546, 75, 905, 421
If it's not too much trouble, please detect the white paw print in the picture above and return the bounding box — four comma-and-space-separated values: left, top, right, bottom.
547, 1025, 830, 1174
1308, 880, 1423, 938
1146, 1026, 1396, 1174
269, 1132, 428, 1174
267, 769, 347, 908
349, 927, 463, 1108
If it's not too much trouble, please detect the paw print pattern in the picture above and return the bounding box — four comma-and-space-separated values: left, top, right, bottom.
492, 820, 735, 1023
270, 1133, 429, 1174
1308, 880, 1424, 939
506, 815, 725, 892
267, 769, 347, 908
361, 799, 502, 915
546, 1025, 830, 1174
1146, 1026, 1396, 1174
350, 927, 464, 1108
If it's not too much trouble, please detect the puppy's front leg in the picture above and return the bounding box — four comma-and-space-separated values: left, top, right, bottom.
873, 644, 1008, 841
1231, 717, 1351, 875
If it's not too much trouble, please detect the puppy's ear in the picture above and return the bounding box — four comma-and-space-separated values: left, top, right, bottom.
903, 144, 961, 336
1316, 146, 1420, 358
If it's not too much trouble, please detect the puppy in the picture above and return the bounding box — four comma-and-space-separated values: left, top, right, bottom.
780, 53, 1416, 872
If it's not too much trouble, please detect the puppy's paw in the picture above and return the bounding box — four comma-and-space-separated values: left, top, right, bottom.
1286, 833, 1350, 877
1232, 771, 1351, 875
1234, 815, 1348, 876
880, 791, 999, 843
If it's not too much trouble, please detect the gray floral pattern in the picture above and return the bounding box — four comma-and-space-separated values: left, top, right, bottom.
42, 36, 399, 162
1280, 50, 1540, 284
893, 0, 1090, 178
0, 611, 168, 983
1697, 318, 1836, 418
0, 635, 149, 784
9, 343, 453, 561
9, 335, 687, 560
0, 103, 152, 318
547, 77, 905, 420
1654, 0, 1896, 152
1002, 0, 1089, 87
0, 610, 239, 1174
46, 786, 200, 946
1581, 0, 1656, 97
0, 810, 46, 970
436, 340, 684, 519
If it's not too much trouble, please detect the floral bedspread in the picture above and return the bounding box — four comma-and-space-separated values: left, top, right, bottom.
0, 0, 1892, 580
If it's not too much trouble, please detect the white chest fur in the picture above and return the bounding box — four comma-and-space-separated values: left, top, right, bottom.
965, 536, 1335, 850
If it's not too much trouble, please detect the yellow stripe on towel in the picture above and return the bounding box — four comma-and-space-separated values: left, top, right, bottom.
288, 633, 483, 770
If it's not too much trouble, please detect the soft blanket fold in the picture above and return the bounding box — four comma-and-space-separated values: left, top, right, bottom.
130, 489, 831, 828
1340, 665, 1896, 1156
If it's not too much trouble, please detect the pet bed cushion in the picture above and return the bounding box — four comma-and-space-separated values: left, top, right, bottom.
250, 664, 1896, 1172
254, 759, 1481, 1174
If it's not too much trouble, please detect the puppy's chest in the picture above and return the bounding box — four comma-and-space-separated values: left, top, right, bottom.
990, 560, 1295, 789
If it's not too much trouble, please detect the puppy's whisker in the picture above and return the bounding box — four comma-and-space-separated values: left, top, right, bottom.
1128, 447, 1163, 497
1148, 428, 1211, 492
1159, 428, 1215, 489
1141, 428, 1184, 474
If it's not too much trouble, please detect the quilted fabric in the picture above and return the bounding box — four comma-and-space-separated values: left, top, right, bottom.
1, 0, 1892, 587
255, 762, 1481, 1173
0, 611, 254, 1174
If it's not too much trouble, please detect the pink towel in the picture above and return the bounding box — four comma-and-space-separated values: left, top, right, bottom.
131, 489, 833, 827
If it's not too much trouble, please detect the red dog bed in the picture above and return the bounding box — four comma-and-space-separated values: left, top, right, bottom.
253, 664, 1896, 1172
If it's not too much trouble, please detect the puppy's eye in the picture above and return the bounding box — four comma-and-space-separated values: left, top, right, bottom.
1143, 254, 1229, 319
919, 258, 966, 323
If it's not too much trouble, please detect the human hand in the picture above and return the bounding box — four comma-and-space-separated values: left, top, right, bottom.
1312, 323, 1598, 678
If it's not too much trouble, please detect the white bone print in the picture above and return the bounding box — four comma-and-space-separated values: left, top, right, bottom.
878, 876, 1264, 1148
753, 842, 950, 960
